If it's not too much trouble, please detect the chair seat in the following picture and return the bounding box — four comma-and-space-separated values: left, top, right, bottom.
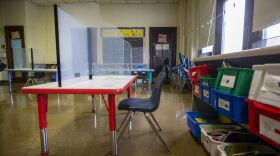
118, 98, 154, 112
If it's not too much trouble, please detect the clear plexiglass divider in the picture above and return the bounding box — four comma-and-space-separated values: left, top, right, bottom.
11, 48, 38, 69
92, 63, 149, 75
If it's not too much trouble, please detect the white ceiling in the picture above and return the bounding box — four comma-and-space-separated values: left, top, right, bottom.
26, 0, 178, 5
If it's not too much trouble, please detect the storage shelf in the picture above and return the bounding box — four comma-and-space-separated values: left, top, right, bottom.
194, 45, 280, 62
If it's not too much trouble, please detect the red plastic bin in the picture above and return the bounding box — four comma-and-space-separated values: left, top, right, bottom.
192, 81, 201, 97
189, 65, 217, 82
246, 99, 280, 149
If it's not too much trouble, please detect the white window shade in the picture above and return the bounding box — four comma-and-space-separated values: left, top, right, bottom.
253, 0, 280, 32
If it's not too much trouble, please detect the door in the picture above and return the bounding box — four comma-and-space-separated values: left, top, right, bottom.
5, 26, 26, 82
150, 27, 177, 76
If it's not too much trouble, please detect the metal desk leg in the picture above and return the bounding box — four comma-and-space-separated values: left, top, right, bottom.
37, 94, 49, 156
92, 95, 96, 113
108, 94, 118, 156
8, 71, 12, 93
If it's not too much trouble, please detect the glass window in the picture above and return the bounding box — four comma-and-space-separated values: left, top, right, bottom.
101, 28, 144, 65
201, 45, 213, 54
263, 23, 280, 39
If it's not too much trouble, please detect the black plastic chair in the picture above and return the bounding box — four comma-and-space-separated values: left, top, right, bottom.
117, 72, 170, 153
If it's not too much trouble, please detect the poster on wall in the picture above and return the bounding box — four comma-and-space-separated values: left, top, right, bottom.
158, 34, 168, 43
101, 28, 145, 38
11, 31, 21, 39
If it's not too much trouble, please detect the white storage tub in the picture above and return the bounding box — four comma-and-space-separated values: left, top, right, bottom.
257, 64, 280, 108
200, 125, 243, 156
217, 144, 279, 156
248, 65, 265, 100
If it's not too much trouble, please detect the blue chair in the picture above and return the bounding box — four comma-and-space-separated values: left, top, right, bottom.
117, 72, 170, 153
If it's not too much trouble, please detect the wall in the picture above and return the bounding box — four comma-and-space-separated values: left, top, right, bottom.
178, 0, 217, 59
2, 0, 26, 26
0, 1, 6, 80
0, 0, 56, 65
25, 2, 56, 64
253, 0, 280, 32
178, 0, 199, 59
60, 3, 178, 65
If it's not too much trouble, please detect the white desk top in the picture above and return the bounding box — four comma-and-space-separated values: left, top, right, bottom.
5, 68, 57, 72
22, 75, 136, 95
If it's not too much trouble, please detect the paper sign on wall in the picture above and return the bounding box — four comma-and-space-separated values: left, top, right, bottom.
158, 34, 167, 43
11, 31, 20, 39
102, 28, 145, 37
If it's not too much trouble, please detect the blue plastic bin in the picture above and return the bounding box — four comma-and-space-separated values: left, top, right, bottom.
200, 84, 216, 108
214, 89, 248, 123
50, 75, 57, 82
185, 112, 218, 139
211, 88, 217, 110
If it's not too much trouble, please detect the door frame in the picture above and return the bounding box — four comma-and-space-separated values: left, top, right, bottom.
149, 27, 177, 69
4, 26, 26, 82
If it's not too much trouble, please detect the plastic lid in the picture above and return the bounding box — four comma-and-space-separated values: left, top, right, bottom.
264, 63, 280, 68
252, 65, 264, 70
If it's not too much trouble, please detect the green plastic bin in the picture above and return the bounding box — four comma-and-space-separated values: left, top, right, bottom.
214, 68, 254, 96
200, 76, 216, 87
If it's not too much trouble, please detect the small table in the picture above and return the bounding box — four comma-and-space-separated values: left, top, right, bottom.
5, 68, 57, 93
129, 69, 155, 84
21, 75, 136, 156
93, 68, 154, 84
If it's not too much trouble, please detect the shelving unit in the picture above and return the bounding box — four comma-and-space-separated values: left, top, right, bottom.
190, 45, 280, 151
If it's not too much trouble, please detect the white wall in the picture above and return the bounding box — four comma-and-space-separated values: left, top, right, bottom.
1, 1, 178, 66
0, 0, 26, 80
2, 0, 26, 26
1, 0, 56, 64
178, 0, 199, 59
253, 0, 280, 32
60, 3, 178, 65
25, 2, 56, 64
0, 1, 6, 80
178, 0, 217, 59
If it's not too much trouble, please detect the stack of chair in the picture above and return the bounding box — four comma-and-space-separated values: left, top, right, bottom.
165, 53, 192, 92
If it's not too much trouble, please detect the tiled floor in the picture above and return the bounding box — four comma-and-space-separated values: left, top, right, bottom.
0, 83, 206, 156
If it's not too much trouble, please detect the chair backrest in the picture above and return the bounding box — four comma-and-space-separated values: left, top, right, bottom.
149, 72, 166, 112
